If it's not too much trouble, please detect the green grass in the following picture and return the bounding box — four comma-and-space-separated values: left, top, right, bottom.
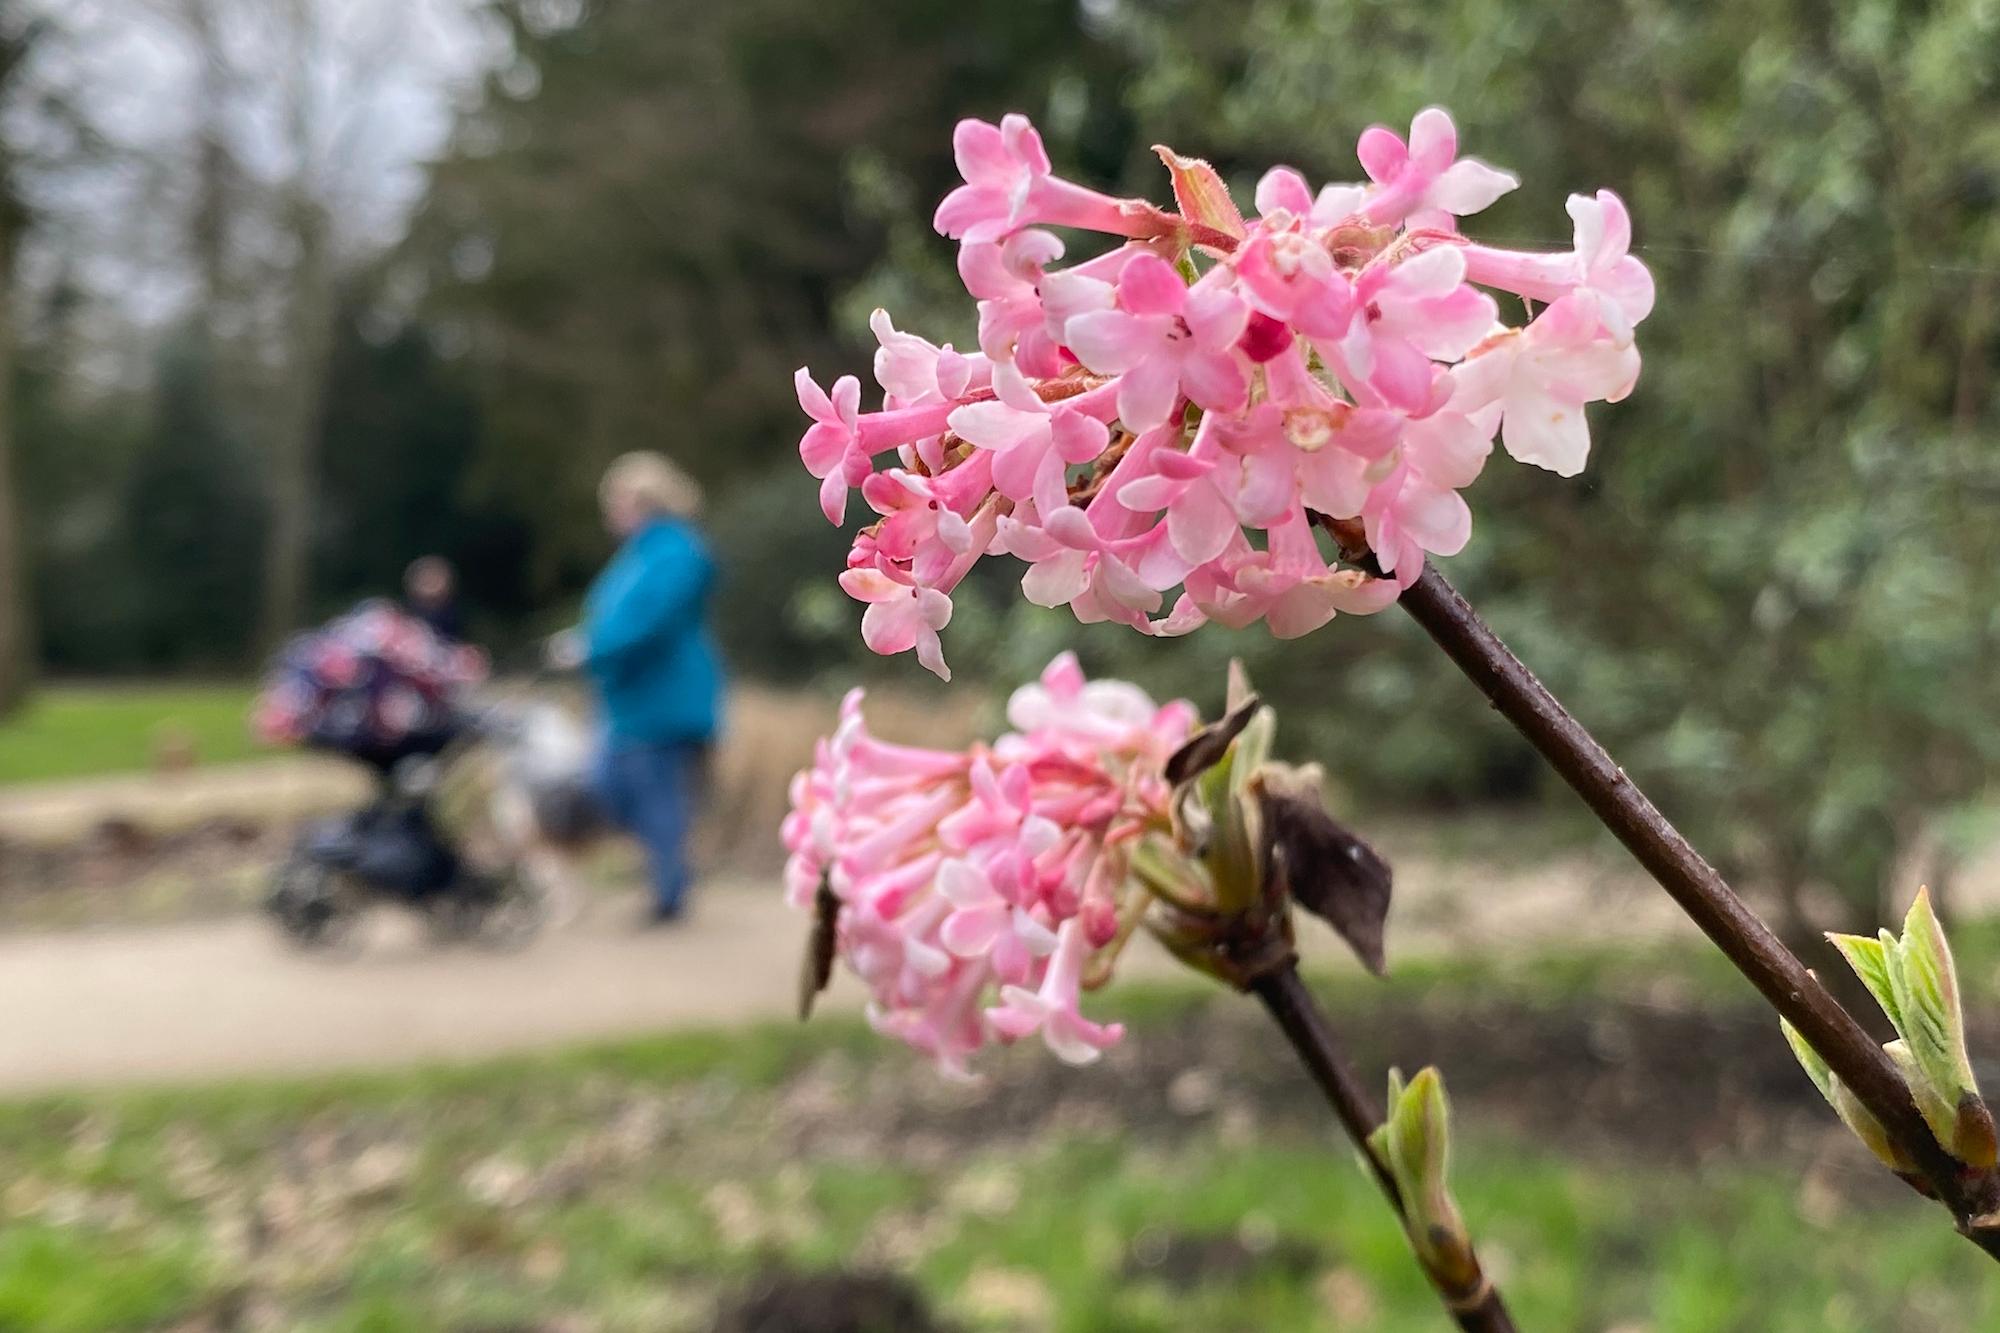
0, 975, 1992, 1333
0, 683, 261, 785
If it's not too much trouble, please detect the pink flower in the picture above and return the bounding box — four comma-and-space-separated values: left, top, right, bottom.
958, 229, 1068, 377
988, 919, 1125, 1064
1064, 257, 1251, 432
1458, 189, 1655, 342
1002, 505, 1163, 627
1113, 444, 1238, 568
1448, 293, 1641, 477
934, 114, 1158, 243
857, 469, 975, 586
1005, 650, 1192, 754
1402, 402, 1499, 492
1252, 165, 1367, 227
838, 570, 955, 681
1362, 461, 1472, 587
870, 309, 985, 407
947, 363, 1114, 517
1188, 509, 1398, 636
1232, 198, 1354, 338
937, 857, 1056, 986
796, 369, 960, 524
1330, 246, 1497, 410
1357, 108, 1518, 229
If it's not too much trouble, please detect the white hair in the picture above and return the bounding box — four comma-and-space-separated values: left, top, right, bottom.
600, 451, 702, 520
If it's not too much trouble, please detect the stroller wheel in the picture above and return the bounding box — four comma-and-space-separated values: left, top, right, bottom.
422, 890, 483, 946
266, 853, 363, 953
459, 871, 547, 952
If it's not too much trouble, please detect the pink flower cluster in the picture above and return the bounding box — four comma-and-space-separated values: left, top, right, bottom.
796, 108, 1652, 678
783, 653, 1194, 1075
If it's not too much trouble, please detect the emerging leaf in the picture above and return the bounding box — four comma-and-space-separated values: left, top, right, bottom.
1128, 833, 1215, 914
1887, 1039, 1963, 1153
1827, 887, 1992, 1163
1224, 658, 1255, 714
1229, 708, 1277, 798
1187, 718, 1266, 914
1780, 1016, 1834, 1103
1825, 930, 1903, 1031
1254, 766, 1393, 974
1829, 1074, 1919, 1174
1890, 888, 1977, 1110
1781, 1014, 1915, 1173
1374, 1067, 1478, 1294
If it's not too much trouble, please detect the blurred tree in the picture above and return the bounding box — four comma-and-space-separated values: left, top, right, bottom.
0, 93, 22, 715
142, 0, 469, 651
0, 4, 104, 710
0, 10, 40, 712
312, 300, 539, 640
405, 0, 1133, 597
117, 331, 267, 670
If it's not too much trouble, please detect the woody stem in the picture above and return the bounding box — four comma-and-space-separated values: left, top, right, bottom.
1250, 959, 1518, 1332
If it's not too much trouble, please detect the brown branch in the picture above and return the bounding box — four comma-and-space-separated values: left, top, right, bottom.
1250, 961, 1518, 1332
1316, 516, 2000, 1256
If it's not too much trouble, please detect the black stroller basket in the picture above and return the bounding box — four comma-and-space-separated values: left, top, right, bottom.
296, 720, 470, 898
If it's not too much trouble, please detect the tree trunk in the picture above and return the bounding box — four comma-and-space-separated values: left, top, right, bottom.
257, 191, 332, 650
0, 203, 30, 715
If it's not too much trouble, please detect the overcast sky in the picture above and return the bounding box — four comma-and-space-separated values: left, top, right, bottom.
24, 0, 501, 343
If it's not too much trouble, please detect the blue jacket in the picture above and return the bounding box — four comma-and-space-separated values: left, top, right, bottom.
582, 518, 723, 746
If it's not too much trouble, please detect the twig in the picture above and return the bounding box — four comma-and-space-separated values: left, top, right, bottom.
1320, 514, 2000, 1255
1250, 961, 1519, 1332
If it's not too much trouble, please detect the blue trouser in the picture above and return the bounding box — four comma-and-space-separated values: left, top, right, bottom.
593, 739, 706, 915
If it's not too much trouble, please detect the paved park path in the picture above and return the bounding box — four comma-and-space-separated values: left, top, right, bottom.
0, 847, 1718, 1097
0, 883, 845, 1096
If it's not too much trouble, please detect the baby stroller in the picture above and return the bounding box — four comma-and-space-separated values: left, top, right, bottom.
254, 601, 546, 951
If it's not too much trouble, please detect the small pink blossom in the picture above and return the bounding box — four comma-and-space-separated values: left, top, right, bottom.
1187, 509, 1398, 637
947, 362, 1113, 516
958, 229, 1068, 377
796, 368, 958, 524
837, 569, 955, 681
1328, 244, 1504, 408
934, 114, 1161, 243
987, 919, 1125, 1063
1002, 505, 1163, 627
1357, 107, 1518, 229
1233, 206, 1353, 337
857, 469, 974, 586
1113, 445, 1237, 568
870, 308, 985, 407
1449, 293, 1641, 477
1064, 257, 1251, 432
1362, 461, 1473, 587
1458, 189, 1655, 341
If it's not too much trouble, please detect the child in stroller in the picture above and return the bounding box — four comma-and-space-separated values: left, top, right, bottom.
255, 601, 544, 950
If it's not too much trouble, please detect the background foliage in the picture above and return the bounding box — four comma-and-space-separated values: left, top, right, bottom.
6, 0, 2000, 924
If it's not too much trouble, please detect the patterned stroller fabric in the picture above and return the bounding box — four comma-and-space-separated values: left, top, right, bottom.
254, 600, 488, 768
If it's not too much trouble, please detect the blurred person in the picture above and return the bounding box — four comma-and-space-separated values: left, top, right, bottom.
404, 555, 466, 644
548, 452, 723, 925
